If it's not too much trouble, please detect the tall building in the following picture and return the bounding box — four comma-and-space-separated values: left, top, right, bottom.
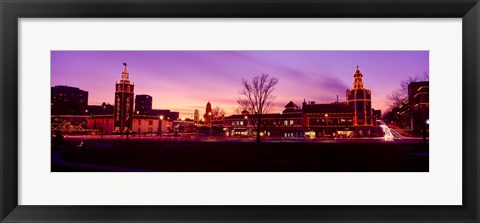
408, 81, 429, 133
203, 102, 212, 125
346, 66, 373, 127
51, 85, 88, 115
135, 94, 153, 115
86, 63, 181, 135
113, 63, 135, 133
194, 109, 200, 123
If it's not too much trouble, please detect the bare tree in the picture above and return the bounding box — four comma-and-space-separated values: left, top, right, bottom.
211, 106, 226, 120
387, 71, 429, 109
238, 73, 279, 143
235, 99, 251, 114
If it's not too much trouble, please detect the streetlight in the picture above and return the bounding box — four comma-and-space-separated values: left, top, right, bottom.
158, 115, 164, 137
100, 120, 104, 140
324, 113, 328, 138
208, 112, 212, 136
244, 115, 248, 136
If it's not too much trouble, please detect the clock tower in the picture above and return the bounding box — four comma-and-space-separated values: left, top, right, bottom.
114, 63, 134, 133
346, 65, 373, 126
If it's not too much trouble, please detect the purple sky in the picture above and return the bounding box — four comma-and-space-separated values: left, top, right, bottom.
51, 51, 428, 119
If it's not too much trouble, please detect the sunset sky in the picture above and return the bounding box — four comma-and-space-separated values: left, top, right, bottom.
51, 51, 428, 119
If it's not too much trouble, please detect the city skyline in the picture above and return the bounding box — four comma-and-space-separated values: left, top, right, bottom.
51, 51, 429, 119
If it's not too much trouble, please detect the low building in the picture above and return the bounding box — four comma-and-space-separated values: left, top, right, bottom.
87, 115, 172, 135
86, 115, 115, 135
224, 114, 251, 136
303, 101, 355, 138
150, 109, 179, 121
87, 102, 114, 115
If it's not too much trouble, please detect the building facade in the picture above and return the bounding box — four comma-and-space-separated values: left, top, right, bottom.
87, 115, 172, 135
135, 94, 153, 115
87, 102, 114, 115
302, 101, 355, 138
224, 114, 304, 138
408, 81, 429, 133
51, 85, 89, 115
86, 115, 115, 135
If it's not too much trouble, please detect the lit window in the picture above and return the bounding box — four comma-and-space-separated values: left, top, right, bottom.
289, 120, 293, 125
284, 120, 288, 125
240, 121, 243, 125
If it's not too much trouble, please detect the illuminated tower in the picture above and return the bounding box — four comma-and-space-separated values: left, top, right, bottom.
346, 66, 373, 126
114, 63, 135, 133
203, 102, 212, 125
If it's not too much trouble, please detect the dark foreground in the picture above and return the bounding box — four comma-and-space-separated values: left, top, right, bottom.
52, 139, 429, 172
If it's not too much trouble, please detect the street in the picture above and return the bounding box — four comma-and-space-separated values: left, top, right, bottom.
52, 135, 428, 172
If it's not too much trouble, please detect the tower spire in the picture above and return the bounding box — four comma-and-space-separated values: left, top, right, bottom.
353, 65, 364, 89
121, 62, 129, 82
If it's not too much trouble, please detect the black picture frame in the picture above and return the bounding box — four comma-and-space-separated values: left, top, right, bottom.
1, 0, 479, 222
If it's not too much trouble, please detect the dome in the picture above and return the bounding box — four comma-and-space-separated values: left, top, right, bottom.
347, 88, 371, 101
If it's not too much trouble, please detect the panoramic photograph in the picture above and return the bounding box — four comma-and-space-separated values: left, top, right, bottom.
51, 51, 429, 172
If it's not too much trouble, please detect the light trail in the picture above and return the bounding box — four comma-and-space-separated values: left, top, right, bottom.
377, 120, 397, 141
